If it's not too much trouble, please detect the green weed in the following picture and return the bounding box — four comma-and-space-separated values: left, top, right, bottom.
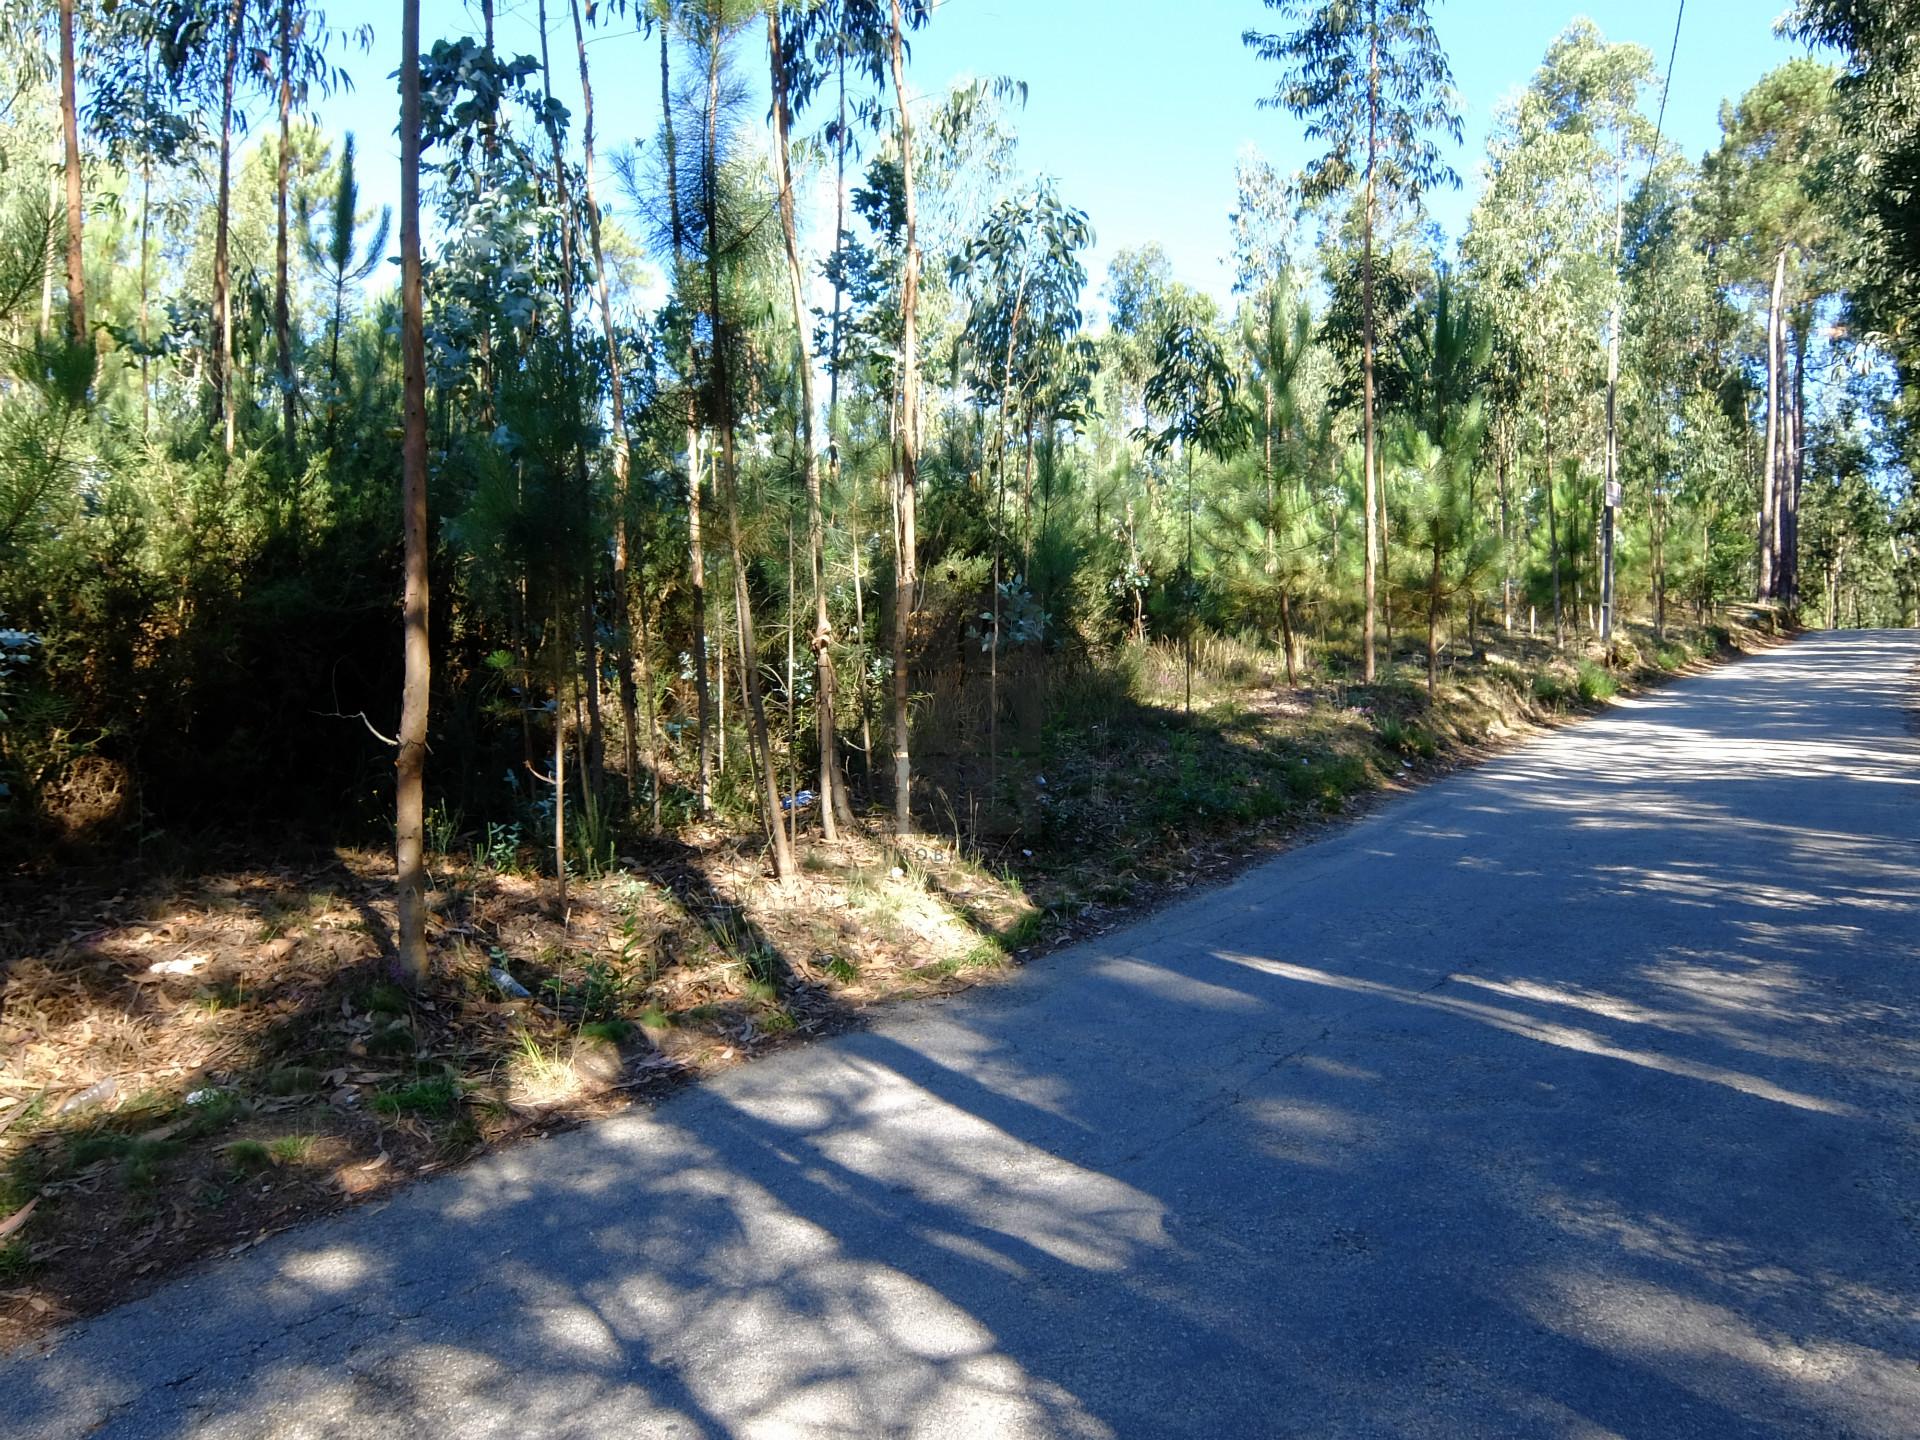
371, 1075, 461, 1117
1576, 660, 1618, 703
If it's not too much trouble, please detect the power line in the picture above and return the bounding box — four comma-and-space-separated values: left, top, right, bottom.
1645, 0, 1687, 190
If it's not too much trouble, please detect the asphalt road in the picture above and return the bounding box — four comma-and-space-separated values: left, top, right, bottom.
4, 630, 1918, 1439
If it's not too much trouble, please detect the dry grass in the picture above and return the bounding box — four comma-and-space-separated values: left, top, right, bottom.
0, 607, 1774, 1347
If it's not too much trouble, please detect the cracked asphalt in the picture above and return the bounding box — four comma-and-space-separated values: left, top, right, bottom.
2, 630, 1917, 1439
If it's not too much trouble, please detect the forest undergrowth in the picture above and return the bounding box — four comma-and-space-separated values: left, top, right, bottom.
0, 610, 1778, 1348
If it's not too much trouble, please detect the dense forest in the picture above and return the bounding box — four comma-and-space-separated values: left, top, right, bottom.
0, 0, 1915, 964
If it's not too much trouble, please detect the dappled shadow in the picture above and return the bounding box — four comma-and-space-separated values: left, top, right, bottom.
3, 631, 1918, 1437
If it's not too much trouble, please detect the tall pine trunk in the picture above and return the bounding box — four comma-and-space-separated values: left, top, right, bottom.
570, 0, 642, 807
888, 0, 920, 836
703, 28, 795, 885
661, 21, 714, 816
395, 0, 431, 985
767, 5, 851, 839
536, 0, 603, 796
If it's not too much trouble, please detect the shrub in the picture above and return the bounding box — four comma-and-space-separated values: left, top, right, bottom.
1576, 661, 1617, 703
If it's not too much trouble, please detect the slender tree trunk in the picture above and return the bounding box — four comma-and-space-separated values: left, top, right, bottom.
1498, 430, 1512, 631
987, 280, 1026, 802
786, 505, 799, 852
536, 0, 603, 795
660, 22, 713, 816
275, 0, 297, 473
1653, 468, 1667, 641
1758, 245, 1786, 600
213, 0, 244, 456
1184, 445, 1195, 712
140, 156, 151, 431
768, 5, 851, 839
825, 46, 873, 789
39, 158, 55, 333
636, 577, 662, 832
703, 29, 795, 885
58, 0, 84, 349
1426, 543, 1441, 700
1359, 20, 1380, 684
1263, 357, 1284, 670
477, 0, 498, 430
1546, 368, 1563, 647
571, 0, 642, 806
1783, 318, 1806, 609
395, 0, 431, 985
553, 675, 568, 920
888, 0, 920, 836
1600, 140, 1624, 642
1279, 588, 1296, 686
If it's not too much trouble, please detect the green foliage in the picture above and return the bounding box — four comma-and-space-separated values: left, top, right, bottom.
1576, 660, 1618, 703
0, 0, 1906, 922
371, 1075, 462, 1117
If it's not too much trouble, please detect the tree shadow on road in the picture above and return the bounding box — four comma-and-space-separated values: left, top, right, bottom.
4, 633, 1918, 1438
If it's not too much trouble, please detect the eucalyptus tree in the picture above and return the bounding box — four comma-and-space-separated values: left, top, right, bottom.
1792, 0, 1920, 382
954, 177, 1092, 777
1619, 162, 1731, 638
1519, 21, 1655, 637
77, 1, 201, 429
793, 2, 895, 785
1244, 0, 1461, 683
1462, 33, 1622, 645
155, 0, 264, 455
884, 0, 930, 835
1229, 144, 1294, 299
1138, 318, 1245, 712
1705, 59, 1841, 607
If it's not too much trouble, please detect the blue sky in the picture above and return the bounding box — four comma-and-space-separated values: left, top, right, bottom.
308, 0, 1806, 311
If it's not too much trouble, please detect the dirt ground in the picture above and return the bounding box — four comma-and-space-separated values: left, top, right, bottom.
0, 614, 1777, 1349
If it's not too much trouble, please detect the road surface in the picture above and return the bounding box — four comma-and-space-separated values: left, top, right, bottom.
3, 630, 1918, 1439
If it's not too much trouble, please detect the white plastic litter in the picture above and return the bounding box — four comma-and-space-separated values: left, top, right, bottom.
147, 955, 208, 977
58, 1079, 118, 1114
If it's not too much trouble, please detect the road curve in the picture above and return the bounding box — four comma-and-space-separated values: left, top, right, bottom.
3, 630, 1918, 1439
